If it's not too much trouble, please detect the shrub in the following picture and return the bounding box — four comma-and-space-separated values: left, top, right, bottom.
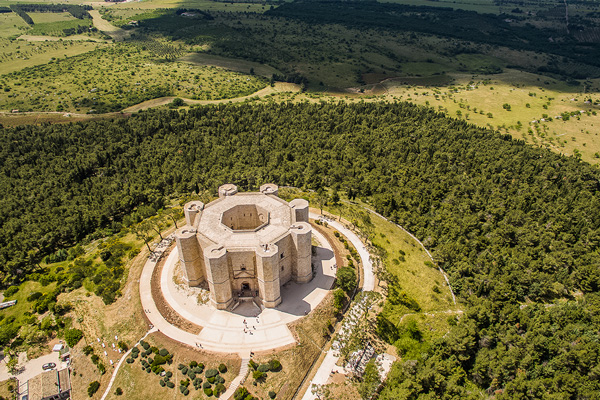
214, 383, 226, 396
234, 387, 252, 400
4, 286, 18, 297
197, 362, 205, 370
64, 328, 83, 347
83, 345, 94, 356
253, 370, 266, 382
27, 292, 43, 302
257, 364, 269, 373
205, 368, 219, 378
159, 348, 168, 357
126, 358, 134, 364
214, 375, 225, 384
87, 381, 100, 397
188, 372, 196, 380
178, 364, 185, 370
118, 341, 128, 351
207, 376, 215, 384
150, 346, 159, 354
249, 360, 258, 370
218, 363, 227, 373
203, 381, 211, 389
268, 359, 281, 372
131, 346, 139, 354
91, 355, 99, 364
141, 341, 150, 350
190, 361, 197, 368
204, 388, 213, 396
166, 381, 175, 388
336, 267, 357, 293
115, 387, 123, 395
166, 371, 173, 378
152, 355, 166, 366
269, 391, 277, 399
181, 367, 188, 375
159, 380, 166, 387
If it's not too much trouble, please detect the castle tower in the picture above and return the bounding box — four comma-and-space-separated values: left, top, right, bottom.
291, 222, 312, 283
175, 228, 204, 286
204, 245, 233, 310
256, 243, 282, 308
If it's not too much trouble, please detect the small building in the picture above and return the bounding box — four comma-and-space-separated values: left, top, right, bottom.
27, 369, 71, 400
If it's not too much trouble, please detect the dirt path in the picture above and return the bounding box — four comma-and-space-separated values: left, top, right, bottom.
89, 10, 132, 41
122, 82, 301, 113
17, 34, 107, 42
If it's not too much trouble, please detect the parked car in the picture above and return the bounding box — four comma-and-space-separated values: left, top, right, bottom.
42, 362, 56, 370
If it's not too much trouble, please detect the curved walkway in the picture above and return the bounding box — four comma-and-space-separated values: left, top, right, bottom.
302, 212, 375, 400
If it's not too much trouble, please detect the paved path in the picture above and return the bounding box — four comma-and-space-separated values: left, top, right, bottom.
99, 327, 158, 400
313, 214, 374, 291
301, 213, 375, 400
139, 229, 336, 355
222, 357, 249, 400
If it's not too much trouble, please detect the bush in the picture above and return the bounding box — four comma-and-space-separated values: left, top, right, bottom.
205, 368, 219, 378
126, 358, 134, 364
118, 341, 128, 351
141, 341, 150, 350
159, 348, 168, 357
204, 388, 213, 397
27, 291, 43, 302
91, 354, 99, 364
4, 286, 18, 297
214, 375, 225, 384
159, 380, 166, 387
87, 381, 100, 397
218, 363, 227, 373
178, 364, 185, 370
257, 364, 269, 373
268, 359, 281, 372
269, 391, 277, 399
65, 329, 83, 347
115, 387, 123, 395
207, 376, 215, 384
203, 381, 211, 389
190, 361, 197, 367
234, 387, 252, 400
166, 381, 175, 388
188, 372, 196, 380
336, 267, 357, 293
166, 371, 173, 378
83, 345, 94, 355
253, 370, 266, 382
214, 383, 226, 396
181, 367, 188, 375
249, 359, 258, 370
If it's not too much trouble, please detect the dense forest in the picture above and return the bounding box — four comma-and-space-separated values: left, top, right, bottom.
1, 102, 599, 397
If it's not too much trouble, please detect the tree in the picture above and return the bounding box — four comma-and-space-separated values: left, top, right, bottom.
359, 359, 380, 399
64, 328, 83, 347
133, 221, 154, 252
336, 267, 356, 293
164, 207, 183, 229
87, 381, 100, 397
6, 357, 18, 374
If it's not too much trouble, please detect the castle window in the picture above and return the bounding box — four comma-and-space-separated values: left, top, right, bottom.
241, 266, 246, 271
281, 266, 284, 271
280, 253, 284, 259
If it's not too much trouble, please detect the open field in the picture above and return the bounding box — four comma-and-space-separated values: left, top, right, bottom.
0, 42, 267, 113
28, 12, 75, 24
0, 12, 29, 38
109, 0, 269, 13
0, 38, 103, 74
380, 70, 600, 164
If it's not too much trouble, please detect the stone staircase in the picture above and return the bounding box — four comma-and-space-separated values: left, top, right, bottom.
222, 357, 250, 399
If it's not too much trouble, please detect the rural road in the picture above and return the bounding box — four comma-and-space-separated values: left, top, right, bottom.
122, 82, 300, 113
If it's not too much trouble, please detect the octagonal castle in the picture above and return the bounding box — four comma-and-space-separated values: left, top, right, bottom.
175, 184, 312, 310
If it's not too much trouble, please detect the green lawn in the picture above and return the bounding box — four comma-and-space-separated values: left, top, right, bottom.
0, 12, 28, 38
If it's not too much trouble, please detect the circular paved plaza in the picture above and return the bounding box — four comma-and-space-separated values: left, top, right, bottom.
140, 225, 336, 355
